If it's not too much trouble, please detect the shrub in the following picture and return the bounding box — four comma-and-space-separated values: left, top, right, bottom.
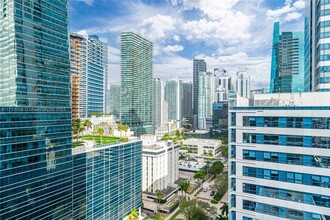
213, 192, 224, 201
211, 199, 218, 204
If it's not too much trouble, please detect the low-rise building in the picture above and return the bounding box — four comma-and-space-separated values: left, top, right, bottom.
141, 135, 180, 193
182, 138, 222, 157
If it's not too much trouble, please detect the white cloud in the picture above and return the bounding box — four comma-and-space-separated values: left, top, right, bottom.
80, 0, 94, 6
140, 14, 175, 41
266, 0, 304, 21
182, 0, 240, 20
169, 0, 182, 6
164, 44, 184, 52
285, 12, 302, 21
173, 34, 180, 42
108, 46, 120, 63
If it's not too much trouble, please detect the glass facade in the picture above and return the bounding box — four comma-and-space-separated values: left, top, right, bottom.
0, 0, 73, 219
270, 22, 305, 93
243, 166, 330, 188
243, 183, 330, 208
73, 141, 142, 219
192, 59, 207, 128
229, 102, 330, 219
305, 0, 330, 91
120, 32, 153, 136
243, 200, 330, 220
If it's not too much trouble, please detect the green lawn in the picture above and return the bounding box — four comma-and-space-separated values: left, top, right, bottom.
72, 142, 84, 148
82, 135, 120, 145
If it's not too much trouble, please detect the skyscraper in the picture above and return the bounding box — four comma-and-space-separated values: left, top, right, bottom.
0, 1, 73, 219
193, 59, 207, 128
305, 0, 330, 92
120, 32, 153, 136
72, 140, 142, 219
229, 92, 330, 219
109, 85, 121, 119
215, 68, 232, 102
236, 69, 250, 98
182, 82, 193, 124
153, 78, 162, 131
198, 72, 215, 129
270, 22, 305, 93
70, 32, 109, 118
164, 79, 183, 128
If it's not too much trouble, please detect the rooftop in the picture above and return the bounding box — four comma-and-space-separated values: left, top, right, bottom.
234, 92, 330, 108
185, 130, 210, 134
183, 138, 222, 146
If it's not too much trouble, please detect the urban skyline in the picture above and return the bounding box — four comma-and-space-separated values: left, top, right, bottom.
70, 0, 306, 89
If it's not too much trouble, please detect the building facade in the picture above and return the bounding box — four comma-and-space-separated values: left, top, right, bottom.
215, 70, 232, 102
198, 72, 215, 129
141, 135, 179, 193
193, 59, 207, 128
120, 32, 153, 136
270, 22, 305, 93
236, 69, 250, 99
153, 78, 162, 131
0, 0, 73, 219
182, 82, 193, 124
182, 138, 222, 157
229, 92, 330, 220
164, 79, 183, 128
305, 0, 330, 92
70, 32, 109, 118
73, 140, 142, 220
212, 102, 229, 138
109, 85, 121, 119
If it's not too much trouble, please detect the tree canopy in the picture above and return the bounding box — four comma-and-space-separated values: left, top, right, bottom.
181, 199, 216, 220
209, 161, 224, 175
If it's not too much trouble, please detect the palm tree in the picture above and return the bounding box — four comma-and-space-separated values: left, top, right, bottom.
117, 124, 124, 138
123, 125, 129, 137
97, 127, 104, 145
84, 119, 92, 134
179, 181, 190, 200
73, 118, 85, 142
155, 189, 164, 215
219, 203, 228, 218
127, 208, 139, 220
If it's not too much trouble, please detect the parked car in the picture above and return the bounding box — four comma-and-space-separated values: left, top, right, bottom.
203, 188, 208, 192
210, 191, 215, 196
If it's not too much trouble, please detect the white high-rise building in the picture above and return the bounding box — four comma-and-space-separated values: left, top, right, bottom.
141, 135, 179, 193
235, 69, 250, 99
229, 92, 330, 220
215, 68, 232, 102
198, 72, 215, 129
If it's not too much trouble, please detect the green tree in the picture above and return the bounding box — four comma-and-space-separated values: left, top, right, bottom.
220, 203, 229, 218
127, 208, 139, 220
83, 119, 92, 133
72, 118, 85, 142
180, 199, 216, 220
210, 172, 228, 198
209, 161, 224, 176
155, 189, 164, 215
97, 127, 104, 144
221, 145, 228, 159
179, 181, 190, 200
194, 169, 206, 187
117, 124, 126, 138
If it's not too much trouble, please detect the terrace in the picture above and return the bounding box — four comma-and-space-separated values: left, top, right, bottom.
72, 135, 122, 148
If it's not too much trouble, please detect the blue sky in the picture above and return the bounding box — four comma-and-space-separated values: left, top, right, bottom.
70, 0, 305, 89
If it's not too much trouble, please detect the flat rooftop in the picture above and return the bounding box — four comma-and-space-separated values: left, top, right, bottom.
185, 130, 210, 134
183, 138, 222, 146
235, 92, 330, 108
178, 160, 206, 172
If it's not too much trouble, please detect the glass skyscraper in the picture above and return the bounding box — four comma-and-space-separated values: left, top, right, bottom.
164, 79, 183, 128
193, 59, 207, 128
182, 82, 193, 124
270, 22, 305, 93
73, 141, 143, 220
229, 92, 330, 220
70, 32, 109, 118
305, 0, 330, 92
120, 32, 153, 136
109, 84, 121, 119
152, 78, 162, 131
0, 0, 73, 219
